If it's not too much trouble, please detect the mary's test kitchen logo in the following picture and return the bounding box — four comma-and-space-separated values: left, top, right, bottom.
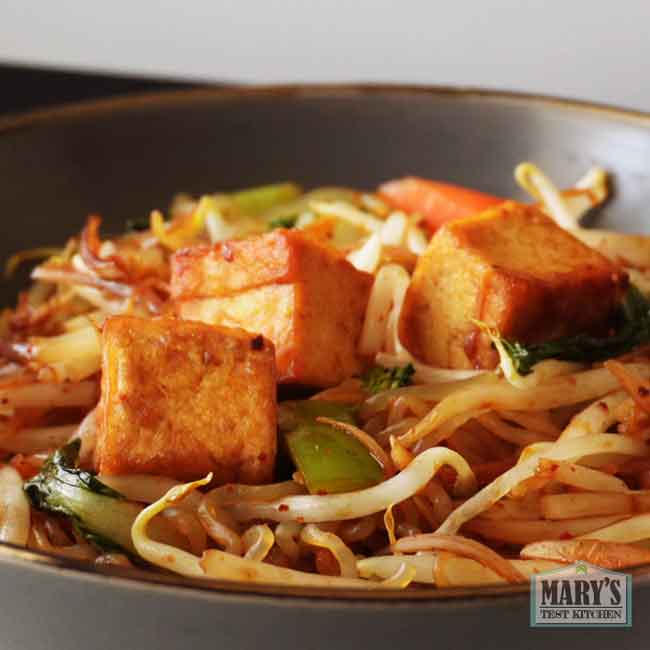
530, 562, 632, 628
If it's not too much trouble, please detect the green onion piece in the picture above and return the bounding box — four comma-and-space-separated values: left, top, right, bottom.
280, 400, 383, 495
231, 182, 302, 217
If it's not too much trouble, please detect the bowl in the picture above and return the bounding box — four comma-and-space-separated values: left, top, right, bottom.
1, 85, 650, 649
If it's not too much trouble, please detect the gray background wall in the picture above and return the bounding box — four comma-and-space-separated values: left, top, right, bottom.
0, 0, 647, 111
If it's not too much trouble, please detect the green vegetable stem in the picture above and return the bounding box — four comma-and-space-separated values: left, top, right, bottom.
24, 441, 179, 554
280, 400, 384, 495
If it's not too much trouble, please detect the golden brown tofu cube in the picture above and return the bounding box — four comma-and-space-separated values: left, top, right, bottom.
171, 230, 373, 387
97, 316, 277, 483
400, 202, 628, 369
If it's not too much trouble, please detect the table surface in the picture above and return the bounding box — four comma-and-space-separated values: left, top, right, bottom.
0, 64, 195, 115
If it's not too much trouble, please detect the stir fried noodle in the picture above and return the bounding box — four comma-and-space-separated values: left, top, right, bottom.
2, 166, 650, 590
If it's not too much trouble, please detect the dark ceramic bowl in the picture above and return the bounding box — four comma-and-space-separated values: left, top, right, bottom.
1, 85, 650, 650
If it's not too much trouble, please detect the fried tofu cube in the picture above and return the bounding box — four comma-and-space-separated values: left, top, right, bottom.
399, 201, 628, 369
171, 230, 373, 387
97, 316, 277, 484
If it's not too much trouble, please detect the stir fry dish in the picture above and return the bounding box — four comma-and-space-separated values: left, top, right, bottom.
3, 162, 650, 590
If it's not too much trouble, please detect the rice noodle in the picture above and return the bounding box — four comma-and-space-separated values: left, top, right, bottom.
515, 163, 579, 229
274, 521, 303, 562
389, 435, 414, 470
32, 266, 133, 299
80, 216, 129, 281
498, 410, 561, 438
480, 497, 542, 521
383, 504, 397, 545
375, 352, 484, 385
550, 461, 629, 493
63, 310, 108, 332
539, 491, 650, 520
396, 521, 422, 538
436, 433, 648, 536
339, 515, 378, 544
0, 465, 30, 546
577, 513, 650, 543
477, 413, 555, 447
311, 378, 366, 404
0, 424, 77, 454
197, 491, 243, 556
516, 163, 609, 231
300, 524, 358, 578
311, 201, 383, 232
360, 372, 499, 419
0, 380, 97, 410
411, 496, 438, 530
463, 515, 627, 545
423, 480, 454, 525
131, 476, 211, 577
398, 365, 650, 449
406, 225, 428, 255
43, 517, 71, 546
387, 394, 431, 423
72, 286, 125, 314
200, 201, 239, 244
225, 447, 476, 524
374, 419, 419, 448
205, 481, 305, 508
358, 264, 410, 357
380, 562, 417, 589
379, 212, 408, 246
95, 553, 133, 568
99, 474, 202, 507
360, 193, 390, 217
434, 553, 565, 587
30, 519, 98, 561
346, 233, 382, 273
357, 553, 437, 584
520, 538, 650, 570
70, 408, 98, 465
558, 391, 628, 441
574, 166, 609, 204
386, 400, 411, 429
242, 524, 275, 562
163, 507, 207, 556
30, 326, 102, 382
200, 549, 401, 589
392, 533, 525, 583
605, 361, 650, 415
137, 479, 407, 588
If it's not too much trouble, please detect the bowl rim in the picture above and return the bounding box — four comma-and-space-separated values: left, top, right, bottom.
2, 81, 650, 605
3, 539, 650, 606
1, 82, 650, 133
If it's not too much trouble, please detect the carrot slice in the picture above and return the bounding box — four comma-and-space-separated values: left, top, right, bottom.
378, 177, 502, 233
